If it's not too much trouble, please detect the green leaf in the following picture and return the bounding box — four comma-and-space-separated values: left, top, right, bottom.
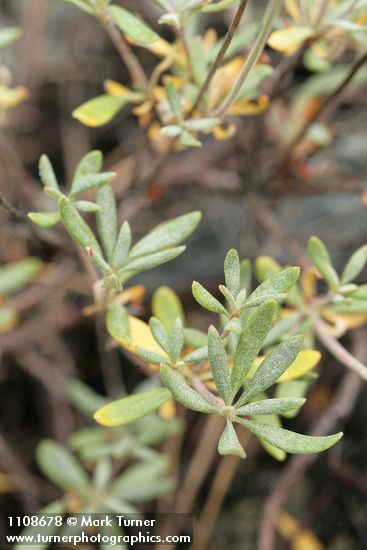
218, 421, 246, 458
184, 327, 207, 348
68, 379, 107, 417
96, 184, 117, 262
59, 197, 102, 255
243, 292, 287, 308
341, 244, 367, 284
236, 397, 306, 416
249, 409, 286, 461
160, 364, 218, 413
123, 246, 186, 273
208, 325, 232, 405
240, 258, 252, 292
183, 346, 208, 363
36, 440, 90, 493
160, 125, 182, 137
275, 379, 310, 419
219, 285, 237, 311
106, 304, 131, 344
149, 317, 170, 354
247, 267, 300, 303
180, 130, 202, 148
224, 249, 241, 298
14, 500, 65, 550
73, 150, 103, 183
94, 387, 172, 427
108, 5, 160, 45
170, 317, 184, 359
239, 335, 303, 405
0, 257, 43, 296
129, 211, 201, 259
59, 0, 94, 14
238, 419, 342, 454
307, 236, 339, 289
192, 281, 228, 315
185, 117, 222, 132
86, 247, 111, 275
74, 201, 100, 212
28, 211, 60, 228
152, 286, 185, 332
263, 312, 300, 347
111, 458, 175, 502
255, 255, 280, 282
231, 300, 276, 394
201, 0, 236, 12
39, 154, 59, 190
188, 37, 207, 87
165, 80, 183, 123
69, 172, 116, 198
136, 346, 168, 366
72, 95, 127, 127
112, 221, 132, 269
0, 27, 22, 49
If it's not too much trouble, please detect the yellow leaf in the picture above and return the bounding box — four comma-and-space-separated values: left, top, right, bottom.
0, 472, 17, 493
103, 79, 133, 97
301, 267, 318, 299
268, 27, 314, 56
321, 310, 367, 337
284, 0, 303, 23
277, 350, 321, 382
118, 315, 170, 361
227, 94, 270, 116
276, 510, 324, 550
159, 399, 176, 418
212, 123, 236, 140
72, 95, 127, 127
0, 84, 29, 109
113, 285, 145, 306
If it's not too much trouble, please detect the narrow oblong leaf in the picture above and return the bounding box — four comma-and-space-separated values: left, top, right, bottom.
28, 211, 60, 228
218, 421, 246, 458
231, 300, 276, 394
0, 257, 42, 296
341, 244, 367, 284
69, 172, 116, 198
107, 304, 131, 344
108, 5, 160, 45
72, 95, 127, 127
36, 440, 90, 492
160, 364, 218, 414
39, 154, 59, 190
192, 281, 228, 315
94, 387, 172, 427
123, 246, 186, 272
86, 247, 112, 275
129, 211, 201, 259
73, 150, 103, 183
152, 286, 185, 332
184, 328, 207, 348
224, 248, 241, 298
165, 80, 183, 123
307, 236, 339, 289
238, 419, 342, 454
113, 221, 132, 269
96, 184, 117, 262
236, 397, 306, 416
208, 325, 232, 405
183, 346, 208, 363
136, 346, 168, 366
74, 201, 100, 212
239, 335, 303, 405
170, 317, 184, 359
247, 267, 300, 303
59, 197, 102, 255
149, 317, 170, 354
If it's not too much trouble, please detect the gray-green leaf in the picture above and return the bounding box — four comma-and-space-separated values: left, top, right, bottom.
224, 248, 241, 298
129, 211, 201, 259
231, 300, 276, 394
218, 421, 246, 458
28, 211, 60, 228
108, 5, 160, 45
123, 246, 186, 272
160, 364, 218, 413
307, 236, 339, 289
247, 267, 300, 303
237, 419, 342, 454
208, 325, 232, 405
236, 397, 306, 416
39, 154, 59, 190
96, 184, 117, 262
73, 150, 103, 182
59, 197, 102, 255
170, 317, 184, 359
113, 221, 132, 269
106, 304, 131, 344
149, 317, 170, 354
341, 244, 367, 284
69, 172, 116, 198
192, 281, 228, 315
238, 335, 303, 405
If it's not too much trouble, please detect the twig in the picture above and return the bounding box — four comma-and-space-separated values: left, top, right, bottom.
99, 15, 150, 95
188, 0, 249, 116
311, 313, 367, 382
258, 329, 365, 550
213, 0, 282, 116
0, 191, 26, 221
